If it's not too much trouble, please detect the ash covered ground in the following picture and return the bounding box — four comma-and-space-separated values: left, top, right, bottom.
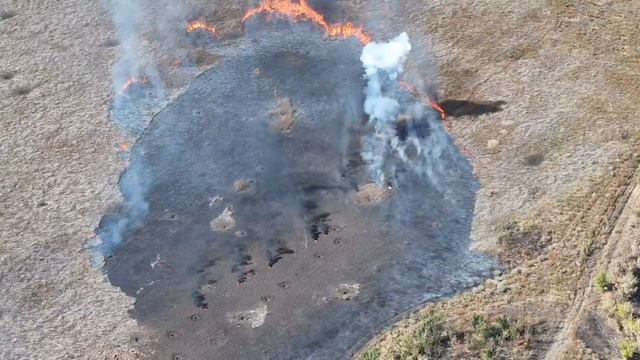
2, 1, 639, 359
98, 24, 494, 359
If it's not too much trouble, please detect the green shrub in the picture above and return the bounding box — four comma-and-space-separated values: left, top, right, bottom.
396, 310, 451, 360
361, 349, 380, 360
620, 338, 637, 360
625, 318, 640, 338
470, 315, 524, 359
615, 302, 633, 320
595, 271, 611, 292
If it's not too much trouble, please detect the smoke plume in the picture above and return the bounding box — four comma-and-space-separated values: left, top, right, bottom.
360, 33, 451, 190
360, 33, 412, 184
90, 0, 187, 267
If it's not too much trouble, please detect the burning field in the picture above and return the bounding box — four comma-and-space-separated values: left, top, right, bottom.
92, 1, 496, 358
3, 0, 640, 359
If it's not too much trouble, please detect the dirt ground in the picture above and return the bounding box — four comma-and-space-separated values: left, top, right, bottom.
1, 0, 639, 359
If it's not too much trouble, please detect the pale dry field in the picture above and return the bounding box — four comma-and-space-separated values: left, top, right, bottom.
0, 1, 142, 359
1, 0, 639, 359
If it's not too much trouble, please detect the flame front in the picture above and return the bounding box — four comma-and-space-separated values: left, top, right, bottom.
186, 20, 218, 37
242, 0, 371, 45
399, 81, 449, 131
116, 76, 150, 97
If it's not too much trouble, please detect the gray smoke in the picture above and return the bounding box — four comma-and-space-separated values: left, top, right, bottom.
89, 0, 189, 267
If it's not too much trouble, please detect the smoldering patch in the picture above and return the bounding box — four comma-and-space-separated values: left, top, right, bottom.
227, 304, 268, 328
440, 99, 506, 117
355, 183, 389, 206
334, 283, 360, 301
211, 207, 236, 232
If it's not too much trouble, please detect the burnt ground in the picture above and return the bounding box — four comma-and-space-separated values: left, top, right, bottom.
100, 25, 494, 359
3, 1, 639, 359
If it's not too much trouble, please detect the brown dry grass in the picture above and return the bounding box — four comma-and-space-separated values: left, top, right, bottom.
270, 97, 296, 132
2, 0, 640, 359
359, 0, 640, 359
0, 1, 144, 359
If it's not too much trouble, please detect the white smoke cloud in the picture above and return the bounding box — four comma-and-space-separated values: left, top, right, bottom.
360, 32, 451, 189
360, 33, 412, 184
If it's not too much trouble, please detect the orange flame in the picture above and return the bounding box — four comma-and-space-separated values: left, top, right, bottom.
242, 0, 371, 45
186, 20, 218, 37
399, 81, 450, 131
118, 143, 130, 152
116, 76, 150, 97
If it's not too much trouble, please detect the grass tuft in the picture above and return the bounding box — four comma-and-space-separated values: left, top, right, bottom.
361, 349, 380, 360
595, 271, 612, 292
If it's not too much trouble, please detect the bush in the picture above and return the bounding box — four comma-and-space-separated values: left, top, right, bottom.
396, 310, 451, 360
625, 318, 640, 338
470, 315, 524, 360
620, 338, 637, 360
595, 272, 611, 292
361, 349, 380, 360
615, 302, 633, 320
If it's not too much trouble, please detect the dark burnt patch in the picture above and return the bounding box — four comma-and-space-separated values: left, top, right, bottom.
440, 99, 506, 117
231, 247, 255, 285
265, 238, 295, 269
524, 153, 545, 166
103, 38, 119, 47
497, 223, 548, 266
307, 212, 332, 241
396, 118, 409, 141
577, 312, 620, 358
0, 71, 14, 80
0, 10, 16, 20
10, 85, 33, 97
192, 256, 219, 309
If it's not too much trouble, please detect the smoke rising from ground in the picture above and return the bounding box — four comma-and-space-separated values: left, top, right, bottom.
360, 33, 412, 184
90, 0, 190, 267
360, 33, 451, 190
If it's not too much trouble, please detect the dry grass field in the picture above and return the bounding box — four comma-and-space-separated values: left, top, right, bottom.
1, 0, 639, 359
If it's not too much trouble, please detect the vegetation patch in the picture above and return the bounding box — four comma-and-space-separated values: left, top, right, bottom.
361, 348, 380, 360
467, 315, 531, 360
595, 271, 612, 292
392, 310, 451, 360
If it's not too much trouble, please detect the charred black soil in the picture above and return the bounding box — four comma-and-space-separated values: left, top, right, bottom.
100, 24, 495, 359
